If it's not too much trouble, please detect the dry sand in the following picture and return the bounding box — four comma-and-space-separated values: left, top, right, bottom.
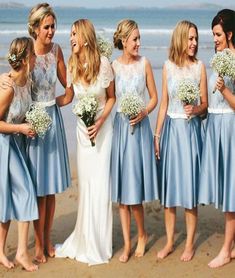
0, 162, 234, 278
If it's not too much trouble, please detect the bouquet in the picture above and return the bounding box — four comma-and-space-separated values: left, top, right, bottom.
25, 104, 52, 138
120, 93, 145, 134
177, 79, 200, 120
72, 94, 98, 146
97, 35, 113, 60
210, 48, 235, 93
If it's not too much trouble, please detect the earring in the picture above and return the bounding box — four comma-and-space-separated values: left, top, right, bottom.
84, 42, 88, 46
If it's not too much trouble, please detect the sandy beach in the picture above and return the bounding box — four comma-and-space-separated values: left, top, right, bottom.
0, 160, 234, 278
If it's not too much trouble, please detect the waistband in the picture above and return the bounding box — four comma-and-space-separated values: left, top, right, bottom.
33, 99, 56, 108
208, 107, 234, 114
167, 112, 195, 119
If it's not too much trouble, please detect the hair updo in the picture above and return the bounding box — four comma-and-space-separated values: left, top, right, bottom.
28, 2, 56, 39
8, 37, 34, 71
113, 19, 138, 50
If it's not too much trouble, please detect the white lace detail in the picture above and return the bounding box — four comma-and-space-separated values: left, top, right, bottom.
98, 56, 114, 88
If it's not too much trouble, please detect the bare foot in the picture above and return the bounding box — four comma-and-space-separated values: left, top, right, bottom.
119, 246, 131, 263
135, 233, 148, 257
45, 242, 55, 258
231, 248, 235, 259
157, 244, 174, 259
0, 253, 14, 269
180, 247, 195, 262
15, 253, 38, 272
34, 248, 46, 264
208, 253, 231, 268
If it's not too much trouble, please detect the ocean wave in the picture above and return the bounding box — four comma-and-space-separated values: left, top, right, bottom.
0, 28, 212, 36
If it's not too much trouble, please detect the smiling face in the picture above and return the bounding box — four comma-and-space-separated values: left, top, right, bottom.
36, 15, 55, 45
212, 24, 228, 52
187, 27, 198, 57
123, 28, 140, 57
70, 24, 86, 55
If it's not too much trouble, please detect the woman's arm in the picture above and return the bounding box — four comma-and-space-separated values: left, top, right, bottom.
130, 58, 158, 126
154, 64, 169, 159
216, 76, 235, 110
88, 80, 116, 140
56, 85, 74, 107
57, 45, 67, 88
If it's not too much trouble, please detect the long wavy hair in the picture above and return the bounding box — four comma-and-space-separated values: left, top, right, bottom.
169, 20, 198, 67
68, 19, 100, 84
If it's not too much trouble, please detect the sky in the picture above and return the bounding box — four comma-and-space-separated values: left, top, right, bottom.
0, 0, 235, 8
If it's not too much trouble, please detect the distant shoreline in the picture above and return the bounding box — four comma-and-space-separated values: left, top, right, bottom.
0, 3, 229, 11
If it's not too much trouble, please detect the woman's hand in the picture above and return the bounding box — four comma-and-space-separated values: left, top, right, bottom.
87, 117, 104, 140
215, 76, 225, 93
184, 104, 194, 118
154, 136, 160, 160
0, 73, 13, 90
129, 108, 148, 126
19, 123, 36, 137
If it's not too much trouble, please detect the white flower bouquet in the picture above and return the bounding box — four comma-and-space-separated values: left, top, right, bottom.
72, 94, 98, 146
210, 48, 235, 93
120, 93, 145, 134
97, 35, 113, 60
177, 79, 200, 105
25, 104, 52, 138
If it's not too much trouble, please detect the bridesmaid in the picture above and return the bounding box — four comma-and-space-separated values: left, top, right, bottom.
111, 19, 159, 263
155, 20, 207, 261
27, 3, 71, 262
198, 9, 235, 268
0, 37, 38, 271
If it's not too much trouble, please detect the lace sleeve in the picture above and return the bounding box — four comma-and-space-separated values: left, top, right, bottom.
98, 56, 114, 88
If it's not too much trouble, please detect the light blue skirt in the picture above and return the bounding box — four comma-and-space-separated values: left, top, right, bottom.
27, 104, 71, 197
198, 113, 235, 212
0, 134, 38, 222
111, 113, 159, 205
158, 116, 202, 209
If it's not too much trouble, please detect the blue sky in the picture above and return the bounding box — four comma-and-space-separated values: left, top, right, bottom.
1, 0, 235, 8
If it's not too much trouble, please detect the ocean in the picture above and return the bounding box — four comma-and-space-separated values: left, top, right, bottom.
0, 7, 220, 158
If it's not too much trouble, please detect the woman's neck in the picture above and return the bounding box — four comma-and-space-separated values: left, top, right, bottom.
120, 53, 139, 64
35, 40, 53, 55
9, 69, 27, 87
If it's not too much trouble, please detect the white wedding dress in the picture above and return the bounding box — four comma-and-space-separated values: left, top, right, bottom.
55, 56, 113, 265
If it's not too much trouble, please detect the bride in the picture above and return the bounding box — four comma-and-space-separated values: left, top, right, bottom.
55, 19, 115, 265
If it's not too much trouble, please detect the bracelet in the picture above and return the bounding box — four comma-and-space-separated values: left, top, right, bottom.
154, 133, 160, 140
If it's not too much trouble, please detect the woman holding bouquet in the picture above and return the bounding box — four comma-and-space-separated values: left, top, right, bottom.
27, 3, 71, 262
155, 20, 207, 261
0, 37, 38, 271
111, 19, 159, 263
198, 9, 235, 268
55, 19, 115, 265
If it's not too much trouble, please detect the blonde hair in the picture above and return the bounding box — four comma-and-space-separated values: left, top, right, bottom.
68, 19, 100, 84
8, 37, 34, 72
169, 20, 198, 67
28, 2, 56, 39
113, 19, 138, 50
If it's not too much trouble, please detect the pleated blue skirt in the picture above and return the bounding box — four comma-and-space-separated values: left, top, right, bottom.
198, 113, 235, 212
158, 116, 202, 209
0, 134, 38, 222
111, 113, 159, 205
27, 104, 71, 196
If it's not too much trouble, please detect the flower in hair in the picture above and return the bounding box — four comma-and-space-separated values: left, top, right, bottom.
8, 53, 17, 62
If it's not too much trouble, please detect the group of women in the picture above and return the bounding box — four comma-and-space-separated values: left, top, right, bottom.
0, 2, 234, 272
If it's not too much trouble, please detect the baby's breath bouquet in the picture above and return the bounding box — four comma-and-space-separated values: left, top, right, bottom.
25, 104, 52, 138
97, 35, 113, 60
210, 48, 235, 93
72, 94, 98, 146
177, 79, 200, 121
120, 93, 145, 134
